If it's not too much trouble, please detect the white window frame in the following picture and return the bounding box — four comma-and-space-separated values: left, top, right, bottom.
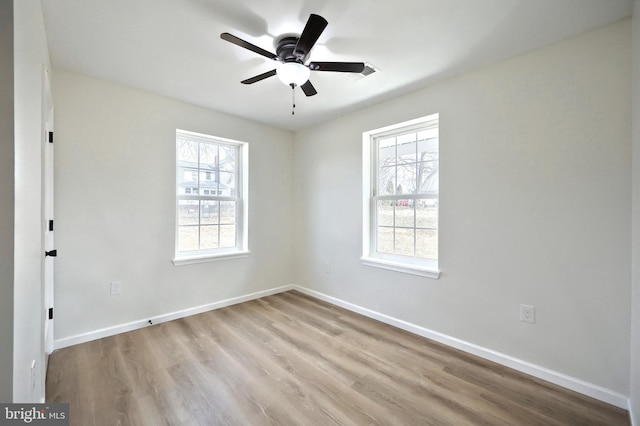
173, 129, 249, 266
361, 114, 440, 278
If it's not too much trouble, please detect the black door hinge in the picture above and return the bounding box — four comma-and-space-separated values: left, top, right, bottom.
48, 308, 53, 320
48, 220, 54, 231
45, 249, 57, 257
48, 132, 53, 143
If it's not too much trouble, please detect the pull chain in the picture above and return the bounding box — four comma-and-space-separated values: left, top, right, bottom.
290, 83, 296, 115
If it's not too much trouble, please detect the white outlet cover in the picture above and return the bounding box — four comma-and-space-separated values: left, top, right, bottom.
110, 280, 122, 295
520, 304, 535, 324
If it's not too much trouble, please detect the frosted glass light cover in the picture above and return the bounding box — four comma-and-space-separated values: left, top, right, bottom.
276, 62, 310, 86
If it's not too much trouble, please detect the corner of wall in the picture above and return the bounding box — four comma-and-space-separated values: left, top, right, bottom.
630, 0, 640, 423
0, 0, 14, 404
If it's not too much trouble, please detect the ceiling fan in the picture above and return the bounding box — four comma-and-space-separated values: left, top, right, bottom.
220, 14, 365, 98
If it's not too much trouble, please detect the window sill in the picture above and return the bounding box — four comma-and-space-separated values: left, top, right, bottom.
360, 256, 440, 279
173, 250, 250, 266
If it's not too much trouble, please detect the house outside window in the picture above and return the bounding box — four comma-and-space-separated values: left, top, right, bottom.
174, 129, 249, 265
362, 114, 439, 278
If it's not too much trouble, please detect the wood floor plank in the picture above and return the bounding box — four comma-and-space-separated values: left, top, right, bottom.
223, 302, 389, 425
46, 290, 630, 425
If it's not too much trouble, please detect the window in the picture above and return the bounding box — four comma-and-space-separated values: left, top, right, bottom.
362, 114, 439, 278
174, 129, 249, 265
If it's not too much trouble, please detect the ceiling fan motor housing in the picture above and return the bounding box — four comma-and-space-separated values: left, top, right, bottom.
276, 36, 303, 63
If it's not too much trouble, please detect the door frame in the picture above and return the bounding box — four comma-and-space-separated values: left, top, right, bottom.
41, 65, 54, 358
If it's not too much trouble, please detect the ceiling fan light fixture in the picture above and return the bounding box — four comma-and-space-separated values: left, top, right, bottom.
276, 62, 310, 86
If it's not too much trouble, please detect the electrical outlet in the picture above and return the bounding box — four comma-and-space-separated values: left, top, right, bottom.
324, 262, 331, 274
110, 281, 122, 296
520, 304, 535, 324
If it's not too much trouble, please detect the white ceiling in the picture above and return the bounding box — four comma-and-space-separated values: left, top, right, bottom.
40, 0, 634, 131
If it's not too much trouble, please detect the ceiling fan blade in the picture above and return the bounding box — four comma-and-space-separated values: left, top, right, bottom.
241, 69, 277, 84
294, 14, 328, 59
221, 33, 277, 60
309, 62, 365, 73
300, 80, 317, 97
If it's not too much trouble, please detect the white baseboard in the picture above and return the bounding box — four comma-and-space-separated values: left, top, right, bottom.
53, 283, 630, 413
53, 284, 295, 350
292, 285, 630, 411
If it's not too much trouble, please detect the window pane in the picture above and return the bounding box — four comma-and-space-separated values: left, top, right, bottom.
201, 180, 218, 196
200, 200, 219, 225
220, 201, 236, 224
200, 225, 218, 249
418, 161, 438, 194
219, 146, 237, 172
395, 228, 415, 257
417, 133, 437, 195
201, 171, 214, 182
177, 226, 198, 252
220, 225, 236, 248
397, 164, 416, 194
397, 132, 416, 145
418, 128, 438, 141
200, 143, 218, 169
177, 139, 198, 162
416, 202, 438, 229
378, 137, 396, 166
378, 166, 396, 195
219, 171, 236, 196
376, 226, 394, 254
177, 167, 198, 195
397, 138, 416, 165
376, 200, 394, 227
418, 139, 438, 160
395, 202, 414, 227
179, 168, 197, 182
178, 200, 199, 225
416, 229, 438, 260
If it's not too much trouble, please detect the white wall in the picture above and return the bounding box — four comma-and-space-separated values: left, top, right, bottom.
53, 71, 295, 341
0, 0, 14, 403
294, 19, 632, 397
13, 0, 51, 402
630, 0, 640, 422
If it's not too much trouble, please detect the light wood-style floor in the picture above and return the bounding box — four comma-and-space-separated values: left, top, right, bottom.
46, 290, 629, 425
